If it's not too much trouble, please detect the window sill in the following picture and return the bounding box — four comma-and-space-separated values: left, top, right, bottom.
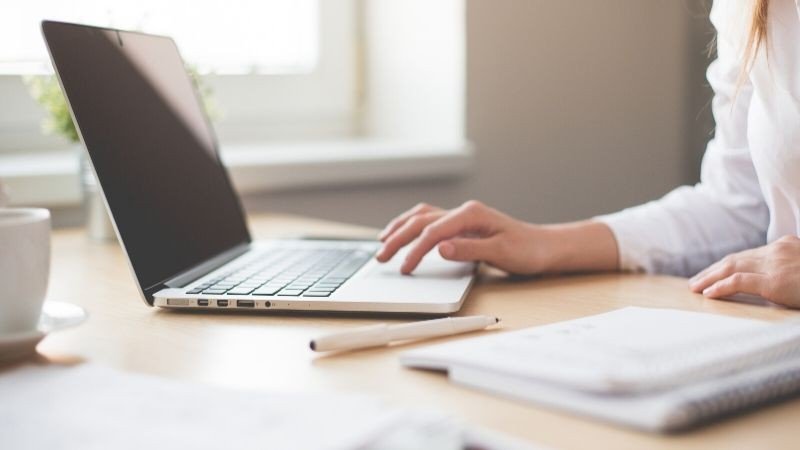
0, 139, 474, 207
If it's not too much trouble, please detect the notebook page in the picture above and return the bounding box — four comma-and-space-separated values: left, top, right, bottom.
401, 307, 769, 393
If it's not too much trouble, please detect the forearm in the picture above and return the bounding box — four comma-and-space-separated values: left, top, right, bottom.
537, 220, 620, 273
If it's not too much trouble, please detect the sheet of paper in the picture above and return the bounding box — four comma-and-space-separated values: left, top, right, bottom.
0, 363, 404, 450
0, 363, 540, 450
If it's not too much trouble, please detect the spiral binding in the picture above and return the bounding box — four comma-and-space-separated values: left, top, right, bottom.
671, 359, 800, 430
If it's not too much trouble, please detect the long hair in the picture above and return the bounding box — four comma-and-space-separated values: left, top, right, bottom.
742, 0, 770, 76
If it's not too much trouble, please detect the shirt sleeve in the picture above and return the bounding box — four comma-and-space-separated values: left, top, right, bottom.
594, 0, 769, 277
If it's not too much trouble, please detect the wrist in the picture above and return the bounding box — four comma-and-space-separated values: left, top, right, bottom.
537, 221, 620, 273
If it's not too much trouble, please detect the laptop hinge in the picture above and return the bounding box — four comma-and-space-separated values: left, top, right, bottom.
163, 243, 252, 289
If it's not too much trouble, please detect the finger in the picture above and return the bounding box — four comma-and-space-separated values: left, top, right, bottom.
401, 207, 486, 274
376, 211, 444, 262
379, 203, 440, 242
689, 247, 761, 285
689, 256, 738, 286
703, 272, 769, 299
379, 203, 435, 242
438, 237, 498, 263
689, 257, 760, 293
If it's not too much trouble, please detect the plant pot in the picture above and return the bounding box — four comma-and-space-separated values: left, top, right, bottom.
78, 146, 116, 241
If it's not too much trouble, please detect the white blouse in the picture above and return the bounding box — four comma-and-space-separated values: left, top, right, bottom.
597, 0, 800, 277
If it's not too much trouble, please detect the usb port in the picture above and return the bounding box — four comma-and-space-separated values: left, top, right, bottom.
197, 299, 209, 307
236, 300, 255, 308
217, 299, 229, 307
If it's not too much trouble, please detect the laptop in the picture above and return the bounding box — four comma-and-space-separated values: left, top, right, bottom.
42, 21, 475, 314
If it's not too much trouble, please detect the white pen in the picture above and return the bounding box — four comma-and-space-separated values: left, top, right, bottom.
310, 315, 500, 353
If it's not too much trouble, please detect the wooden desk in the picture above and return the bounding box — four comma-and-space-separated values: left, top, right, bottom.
38, 214, 800, 449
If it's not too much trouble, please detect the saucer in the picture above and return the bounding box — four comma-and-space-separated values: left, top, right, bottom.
0, 301, 87, 363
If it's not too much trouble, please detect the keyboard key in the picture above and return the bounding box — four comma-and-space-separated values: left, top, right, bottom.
303, 292, 331, 297
202, 288, 228, 295
186, 287, 205, 294
211, 284, 236, 289
306, 288, 333, 294
312, 287, 339, 293
252, 286, 282, 295
226, 287, 256, 295
277, 289, 304, 296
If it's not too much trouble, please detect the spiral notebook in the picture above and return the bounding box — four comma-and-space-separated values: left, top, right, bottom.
400, 307, 800, 432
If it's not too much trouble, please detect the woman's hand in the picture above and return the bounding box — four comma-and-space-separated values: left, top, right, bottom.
376, 201, 547, 274
375, 200, 620, 275
689, 236, 800, 307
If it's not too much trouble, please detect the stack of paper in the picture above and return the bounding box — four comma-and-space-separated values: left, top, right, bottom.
401, 307, 800, 432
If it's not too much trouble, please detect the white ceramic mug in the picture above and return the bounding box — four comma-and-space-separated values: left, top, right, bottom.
0, 208, 51, 335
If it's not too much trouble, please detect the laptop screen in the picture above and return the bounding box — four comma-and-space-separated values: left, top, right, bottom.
43, 21, 251, 299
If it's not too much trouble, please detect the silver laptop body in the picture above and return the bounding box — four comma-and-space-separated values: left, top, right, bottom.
154, 240, 474, 314
43, 21, 474, 314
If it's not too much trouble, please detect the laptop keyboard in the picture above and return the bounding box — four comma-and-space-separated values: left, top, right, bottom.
185, 247, 374, 298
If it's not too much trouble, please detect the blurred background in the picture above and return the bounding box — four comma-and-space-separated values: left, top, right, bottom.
0, 0, 715, 230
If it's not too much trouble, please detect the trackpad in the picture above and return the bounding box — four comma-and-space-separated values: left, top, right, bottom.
334, 248, 475, 304
370, 247, 474, 279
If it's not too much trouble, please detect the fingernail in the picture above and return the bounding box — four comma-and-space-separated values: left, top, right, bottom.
439, 242, 455, 258
702, 287, 712, 296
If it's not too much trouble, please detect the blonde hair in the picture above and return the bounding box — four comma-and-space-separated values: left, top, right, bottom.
742, 0, 769, 74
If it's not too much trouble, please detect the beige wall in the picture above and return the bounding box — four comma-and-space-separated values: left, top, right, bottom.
242, 1, 713, 228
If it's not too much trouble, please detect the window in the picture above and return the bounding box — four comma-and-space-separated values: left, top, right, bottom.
0, 0, 471, 208
0, 0, 318, 74
0, 0, 356, 153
